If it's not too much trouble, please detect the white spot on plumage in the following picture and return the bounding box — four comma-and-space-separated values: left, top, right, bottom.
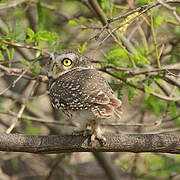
61, 103, 65, 107
97, 90, 104, 96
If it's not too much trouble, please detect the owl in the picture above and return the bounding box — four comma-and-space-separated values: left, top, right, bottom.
47, 50, 122, 144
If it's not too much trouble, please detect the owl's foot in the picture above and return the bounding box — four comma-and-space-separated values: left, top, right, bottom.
90, 122, 106, 146
91, 133, 106, 146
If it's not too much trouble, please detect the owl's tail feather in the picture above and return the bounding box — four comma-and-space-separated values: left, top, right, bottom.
114, 105, 122, 120
92, 105, 113, 119
92, 96, 122, 120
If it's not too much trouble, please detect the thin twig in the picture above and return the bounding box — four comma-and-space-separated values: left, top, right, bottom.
0, 69, 27, 96
0, 0, 28, 10
108, 0, 180, 23
104, 70, 180, 102
0, 111, 76, 127
150, 7, 161, 68
6, 104, 26, 134
0, 40, 50, 56
6, 81, 37, 133
0, 64, 48, 82
157, 0, 180, 24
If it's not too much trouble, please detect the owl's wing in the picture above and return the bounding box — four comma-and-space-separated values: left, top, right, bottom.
90, 90, 122, 120
84, 71, 122, 120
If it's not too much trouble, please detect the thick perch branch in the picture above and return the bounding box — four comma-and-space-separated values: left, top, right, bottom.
0, 133, 179, 154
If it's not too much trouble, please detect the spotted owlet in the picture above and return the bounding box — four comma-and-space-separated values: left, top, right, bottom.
47, 50, 122, 144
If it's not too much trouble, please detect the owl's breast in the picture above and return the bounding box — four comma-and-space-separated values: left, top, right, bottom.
48, 80, 69, 109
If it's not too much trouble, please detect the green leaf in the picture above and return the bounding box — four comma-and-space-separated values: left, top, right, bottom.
108, 47, 129, 67
6, 22, 15, 40
30, 62, 41, 74
135, 0, 149, 6
36, 31, 58, 42
21, 59, 30, 67
1, 43, 8, 50
6, 48, 12, 67
155, 16, 164, 26
144, 83, 152, 98
153, 77, 163, 85
128, 86, 137, 103
142, 95, 167, 116
26, 28, 35, 44
0, 50, 5, 61
68, 19, 78, 26
168, 102, 179, 119
78, 41, 87, 54
98, 0, 114, 16
130, 53, 150, 65
145, 154, 180, 178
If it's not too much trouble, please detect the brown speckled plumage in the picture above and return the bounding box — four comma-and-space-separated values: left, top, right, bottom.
47, 50, 122, 144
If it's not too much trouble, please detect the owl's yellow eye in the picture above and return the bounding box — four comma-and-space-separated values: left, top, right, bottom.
62, 58, 72, 67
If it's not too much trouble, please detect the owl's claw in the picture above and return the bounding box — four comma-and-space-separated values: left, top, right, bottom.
91, 133, 106, 146
89, 120, 106, 146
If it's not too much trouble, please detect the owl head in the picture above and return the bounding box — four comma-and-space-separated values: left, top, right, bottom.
47, 50, 93, 80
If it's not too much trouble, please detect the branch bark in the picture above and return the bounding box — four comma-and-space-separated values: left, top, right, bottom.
0, 133, 179, 154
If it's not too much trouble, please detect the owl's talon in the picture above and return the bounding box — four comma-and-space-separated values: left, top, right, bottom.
99, 136, 107, 145
90, 121, 106, 146
90, 133, 106, 146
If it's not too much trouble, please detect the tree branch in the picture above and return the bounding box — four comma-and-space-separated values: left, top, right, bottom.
0, 133, 179, 154
108, 0, 180, 23
0, 0, 28, 10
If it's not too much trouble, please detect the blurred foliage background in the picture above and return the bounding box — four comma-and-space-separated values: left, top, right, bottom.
0, 0, 180, 179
